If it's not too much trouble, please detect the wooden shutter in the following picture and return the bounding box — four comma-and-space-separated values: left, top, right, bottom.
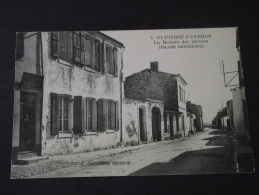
100, 42, 105, 73
102, 99, 107, 131
111, 101, 115, 129
92, 99, 97, 131
73, 32, 80, 63
51, 32, 59, 58
74, 96, 83, 134
16, 32, 24, 60
97, 99, 103, 132
59, 32, 69, 62
113, 48, 118, 77
95, 40, 100, 71
115, 101, 119, 130
51, 93, 59, 136
85, 38, 91, 66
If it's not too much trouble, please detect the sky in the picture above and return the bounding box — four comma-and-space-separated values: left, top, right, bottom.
102, 28, 240, 124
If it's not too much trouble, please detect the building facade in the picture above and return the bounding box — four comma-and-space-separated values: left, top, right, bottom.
124, 61, 188, 141
12, 31, 125, 163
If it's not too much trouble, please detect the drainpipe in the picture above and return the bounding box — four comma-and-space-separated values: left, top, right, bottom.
120, 47, 125, 142
39, 32, 44, 156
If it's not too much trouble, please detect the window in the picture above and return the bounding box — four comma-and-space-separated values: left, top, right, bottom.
105, 45, 113, 75
179, 86, 181, 101
86, 99, 94, 130
51, 32, 71, 62
58, 96, 69, 132
73, 32, 92, 66
51, 93, 72, 135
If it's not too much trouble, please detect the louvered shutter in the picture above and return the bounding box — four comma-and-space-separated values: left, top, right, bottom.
73, 32, 80, 63
51, 32, 59, 58
16, 32, 24, 60
115, 101, 119, 130
97, 99, 103, 131
51, 93, 59, 135
102, 99, 107, 131
92, 99, 97, 131
100, 42, 105, 73
74, 96, 83, 134
111, 101, 115, 129
113, 48, 118, 77
95, 40, 100, 71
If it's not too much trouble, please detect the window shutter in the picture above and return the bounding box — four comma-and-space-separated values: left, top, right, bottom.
115, 101, 119, 130
113, 48, 118, 77
51, 93, 59, 136
59, 32, 69, 62
100, 42, 105, 73
111, 101, 115, 129
51, 32, 59, 58
74, 96, 83, 134
95, 40, 100, 71
97, 99, 103, 132
102, 99, 107, 131
85, 38, 91, 66
92, 99, 97, 131
73, 32, 80, 63
16, 32, 24, 60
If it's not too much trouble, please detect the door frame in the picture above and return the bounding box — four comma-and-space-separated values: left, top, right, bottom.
19, 89, 42, 154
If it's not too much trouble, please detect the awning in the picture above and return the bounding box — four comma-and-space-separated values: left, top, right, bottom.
21, 72, 44, 90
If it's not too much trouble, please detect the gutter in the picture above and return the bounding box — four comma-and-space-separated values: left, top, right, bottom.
120, 47, 125, 142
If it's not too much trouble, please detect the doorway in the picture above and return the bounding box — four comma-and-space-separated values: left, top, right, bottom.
139, 107, 147, 141
152, 107, 161, 142
20, 92, 36, 152
169, 114, 174, 140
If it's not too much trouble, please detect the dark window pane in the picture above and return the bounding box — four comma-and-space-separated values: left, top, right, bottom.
63, 97, 68, 108
63, 120, 68, 131
63, 109, 68, 119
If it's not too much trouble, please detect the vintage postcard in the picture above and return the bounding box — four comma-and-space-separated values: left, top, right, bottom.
11, 28, 254, 179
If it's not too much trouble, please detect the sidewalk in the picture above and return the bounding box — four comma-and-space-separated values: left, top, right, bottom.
230, 134, 255, 173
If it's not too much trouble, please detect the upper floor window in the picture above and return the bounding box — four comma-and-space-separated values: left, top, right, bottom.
51, 32, 119, 76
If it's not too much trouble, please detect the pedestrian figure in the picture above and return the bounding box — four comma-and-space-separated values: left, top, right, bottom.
188, 130, 194, 136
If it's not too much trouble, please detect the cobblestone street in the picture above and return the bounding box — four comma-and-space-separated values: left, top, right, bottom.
11, 128, 253, 178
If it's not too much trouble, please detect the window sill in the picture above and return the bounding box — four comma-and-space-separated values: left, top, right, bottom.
105, 73, 115, 78
58, 132, 72, 138
58, 59, 73, 67
85, 131, 97, 136
106, 129, 115, 134
84, 66, 96, 73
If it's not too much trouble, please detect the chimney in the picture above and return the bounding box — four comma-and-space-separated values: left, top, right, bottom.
150, 61, 159, 72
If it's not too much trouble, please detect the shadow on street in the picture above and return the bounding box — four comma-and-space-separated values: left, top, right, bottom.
129, 130, 236, 176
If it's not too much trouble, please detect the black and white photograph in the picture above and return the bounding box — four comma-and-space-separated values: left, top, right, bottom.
10, 27, 255, 179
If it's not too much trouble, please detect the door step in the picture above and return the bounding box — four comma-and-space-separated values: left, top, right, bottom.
16, 151, 49, 165
18, 151, 38, 160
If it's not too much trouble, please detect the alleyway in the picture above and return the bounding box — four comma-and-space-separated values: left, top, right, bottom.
11, 128, 248, 178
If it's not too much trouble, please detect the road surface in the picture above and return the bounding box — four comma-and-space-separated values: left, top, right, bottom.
11, 128, 240, 178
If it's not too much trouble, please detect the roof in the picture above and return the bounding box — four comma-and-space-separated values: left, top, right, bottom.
96, 31, 125, 47
175, 74, 188, 85
125, 68, 178, 80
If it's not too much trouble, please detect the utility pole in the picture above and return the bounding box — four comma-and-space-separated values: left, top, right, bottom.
219, 59, 239, 87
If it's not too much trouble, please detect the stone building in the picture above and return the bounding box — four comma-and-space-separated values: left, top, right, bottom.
124, 61, 188, 141
12, 31, 125, 163
186, 101, 204, 132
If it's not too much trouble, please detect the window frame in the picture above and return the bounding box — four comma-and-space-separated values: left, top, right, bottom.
85, 98, 95, 131
58, 95, 70, 132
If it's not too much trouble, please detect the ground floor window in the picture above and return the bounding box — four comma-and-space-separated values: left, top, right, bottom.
59, 96, 69, 132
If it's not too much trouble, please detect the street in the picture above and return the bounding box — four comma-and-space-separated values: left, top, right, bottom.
11, 128, 243, 178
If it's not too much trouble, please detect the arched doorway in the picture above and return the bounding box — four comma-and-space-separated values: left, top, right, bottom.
152, 107, 161, 142
139, 106, 147, 142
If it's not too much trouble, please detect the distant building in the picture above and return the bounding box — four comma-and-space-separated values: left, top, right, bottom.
186, 101, 204, 132
124, 61, 188, 142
